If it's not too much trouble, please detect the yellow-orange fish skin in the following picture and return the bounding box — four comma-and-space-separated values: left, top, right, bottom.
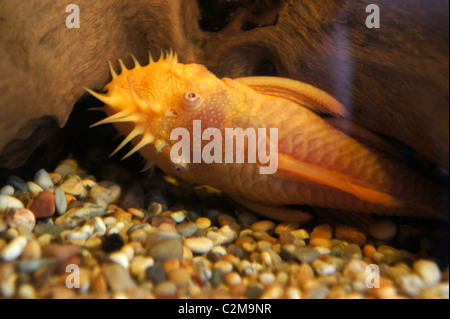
88, 53, 447, 222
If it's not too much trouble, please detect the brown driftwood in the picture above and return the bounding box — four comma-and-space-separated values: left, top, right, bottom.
0, 0, 448, 170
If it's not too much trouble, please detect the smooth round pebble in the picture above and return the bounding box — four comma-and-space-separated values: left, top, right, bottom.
0, 194, 24, 213
146, 264, 167, 284
30, 190, 56, 218
6, 175, 27, 191
311, 224, 333, 239
214, 260, 233, 274
259, 272, 275, 285
184, 237, 214, 254
196, 217, 211, 230
1, 236, 28, 261
109, 252, 129, 269
54, 188, 67, 215
5, 208, 36, 231
26, 182, 43, 197
225, 271, 242, 286
312, 259, 336, 276
251, 220, 276, 233
293, 247, 320, 263
170, 211, 186, 223
176, 222, 198, 237
413, 259, 442, 288
149, 238, 183, 262
33, 169, 54, 190
0, 185, 14, 196
335, 225, 366, 247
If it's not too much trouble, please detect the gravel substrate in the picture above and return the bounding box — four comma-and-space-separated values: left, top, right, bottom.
0, 157, 448, 299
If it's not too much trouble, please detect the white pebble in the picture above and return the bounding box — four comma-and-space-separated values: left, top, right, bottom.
1, 236, 28, 261
184, 237, 214, 254
109, 252, 129, 269
312, 260, 336, 276
413, 259, 442, 288
108, 221, 124, 235
260, 251, 272, 266
33, 169, 54, 190
54, 187, 67, 215
87, 216, 106, 236
26, 181, 43, 197
211, 245, 227, 256
259, 272, 275, 285
0, 185, 14, 196
170, 210, 187, 223
0, 195, 24, 213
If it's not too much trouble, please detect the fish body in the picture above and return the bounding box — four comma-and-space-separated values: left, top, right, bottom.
87, 53, 446, 222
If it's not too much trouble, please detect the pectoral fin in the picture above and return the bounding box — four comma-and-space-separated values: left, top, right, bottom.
235, 76, 348, 117
277, 153, 401, 207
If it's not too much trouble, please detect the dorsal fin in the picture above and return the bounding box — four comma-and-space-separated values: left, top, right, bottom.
234, 76, 347, 117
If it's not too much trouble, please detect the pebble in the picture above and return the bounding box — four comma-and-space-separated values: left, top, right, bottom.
30, 190, 56, 218
6, 175, 28, 191
0, 194, 25, 213
109, 252, 129, 269
293, 247, 321, 263
168, 268, 192, 287
368, 220, 397, 241
225, 271, 242, 286
286, 286, 302, 299
305, 285, 330, 299
26, 182, 43, 196
154, 281, 177, 297
33, 169, 54, 190
4, 208, 36, 231
170, 210, 187, 223
311, 224, 333, 239
251, 220, 276, 233
149, 238, 183, 262
196, 217, 211, 230
184, 237, 214, 254
54, 159, 79, 177
42, 243, 79, 261
214, 260, 233, 274
413, 259, 442, 289
130, 257, 154, 281
176, 221, 198, 237
102, 263, 137, 292
0, 185, 14, 196
259, 272, 276, 285
59, 176, 86, 197
17, 283, 37, 299
207, 225, 237, 245
54, 206, 91, 228
246, 284, 264, 298
0, 236, 28, 261
335, 224, 366, 246
312, 259, 336, 276
146, 264, 167, 284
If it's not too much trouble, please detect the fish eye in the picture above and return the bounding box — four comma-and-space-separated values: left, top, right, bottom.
183, 92, 203, 110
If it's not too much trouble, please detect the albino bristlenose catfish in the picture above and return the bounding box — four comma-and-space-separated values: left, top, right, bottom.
86, 52, 447, 222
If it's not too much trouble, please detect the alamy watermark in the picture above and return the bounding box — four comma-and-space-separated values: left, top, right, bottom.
170, 120, 278, 175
